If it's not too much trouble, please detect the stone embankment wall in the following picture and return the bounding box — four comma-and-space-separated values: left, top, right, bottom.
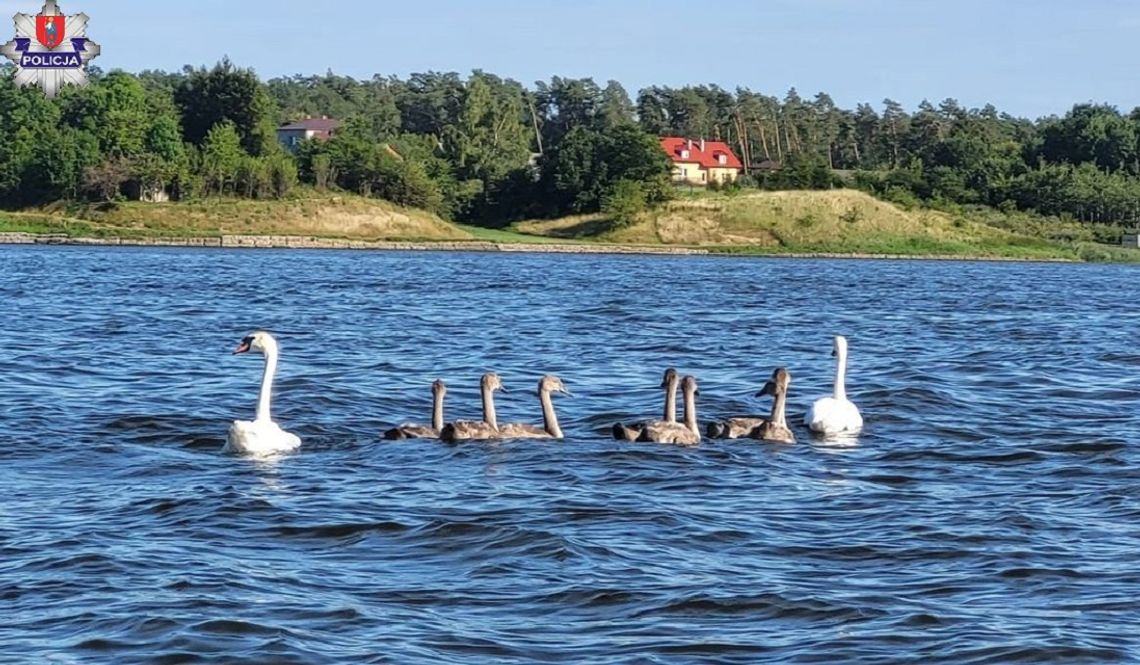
0, 232, 709, 255
0, 232, 1074, 261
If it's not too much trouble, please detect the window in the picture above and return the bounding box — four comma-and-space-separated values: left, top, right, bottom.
718, 154, 727, 165
680, 149, 689, 159
701, 172, 707, 182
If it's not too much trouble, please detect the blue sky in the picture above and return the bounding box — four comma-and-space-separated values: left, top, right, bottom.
8, 0, 1138, 118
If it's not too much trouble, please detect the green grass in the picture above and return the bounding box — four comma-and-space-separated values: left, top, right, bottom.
455, 224, 595, 245
0, 212, 99, 236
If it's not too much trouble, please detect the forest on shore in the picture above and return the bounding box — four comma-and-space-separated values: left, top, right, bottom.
3, 59, 1140, 234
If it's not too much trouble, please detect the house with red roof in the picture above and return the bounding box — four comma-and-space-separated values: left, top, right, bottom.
276, 116, 342, 152
659, 137, 743, 185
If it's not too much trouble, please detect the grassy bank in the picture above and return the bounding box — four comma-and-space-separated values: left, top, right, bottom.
2, 189, 1137, 262
0, 194, 473, 242
516, 189, 1140, 262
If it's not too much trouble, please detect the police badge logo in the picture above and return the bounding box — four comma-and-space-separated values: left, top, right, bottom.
1, 0, 101, 98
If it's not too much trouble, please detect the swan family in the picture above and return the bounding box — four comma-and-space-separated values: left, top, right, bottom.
226, 330, 863, 456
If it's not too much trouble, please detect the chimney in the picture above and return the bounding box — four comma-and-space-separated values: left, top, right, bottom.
687, 139, 693, 151
700, 139, 706, 153
321, 115, 328, 119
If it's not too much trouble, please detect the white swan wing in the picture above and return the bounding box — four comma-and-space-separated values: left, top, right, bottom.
805, 397, 862, 434
225, 419, 302, 455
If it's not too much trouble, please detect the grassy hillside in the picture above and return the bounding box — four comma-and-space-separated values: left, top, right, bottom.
0, 194, 473, 241
2, 188, 1136, 262
517, 189, 1137, 261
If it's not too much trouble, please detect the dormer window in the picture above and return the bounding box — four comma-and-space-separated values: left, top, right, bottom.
680, 149, 689, 159
718, 154, 727, 165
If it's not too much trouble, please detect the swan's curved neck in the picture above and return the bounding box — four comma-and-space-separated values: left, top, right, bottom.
432, 390, 445, 432
481, 384, 498, 430
683, 389, 698, 438
256, 347, 277, 422
663, 378, 678, 423
540, 389, 562, 438
834, 345, 848, 402
770, 385, 788, 427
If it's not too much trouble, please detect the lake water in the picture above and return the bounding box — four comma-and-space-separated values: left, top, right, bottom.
2, 245, 1140, 663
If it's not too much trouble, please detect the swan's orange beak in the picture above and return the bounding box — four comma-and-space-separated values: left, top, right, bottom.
233, 340, 252, 354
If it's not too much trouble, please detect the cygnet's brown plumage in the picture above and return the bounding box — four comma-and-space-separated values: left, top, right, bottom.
384, 379, 446, 440
706, 415, 767, 439
440, 372, 504, 442
707, 371, 776, 438
499, 375, 571, 439
613, 368, 678, 440
636, 375, 701, 446
751, 368, 796, 444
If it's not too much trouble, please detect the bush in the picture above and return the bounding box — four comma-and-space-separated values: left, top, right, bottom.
601, 179, 647, 228
83, 157, 131, 201
839, 206, 863, 224
266, 153, 297, 199
734, 173, 759, 188
883, 185, 922, 210
795, 213, 818, 228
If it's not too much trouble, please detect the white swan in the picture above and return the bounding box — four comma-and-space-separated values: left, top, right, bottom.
804, 335, 863, 435
224, 330, 302, 455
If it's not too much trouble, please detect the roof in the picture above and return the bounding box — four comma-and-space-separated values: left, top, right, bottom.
278, 117, 342, 132
659, 137, 743, 170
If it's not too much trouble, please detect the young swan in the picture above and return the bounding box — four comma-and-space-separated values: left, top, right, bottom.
613, 368, 678, 441
636, 375, 701, 446
751, 367, 795, 444
499, 375, 572, 439
225, 330, 302, 456
440, 372, 504, 442
706, 371, 770, 440
384, 379, 446, 440
804, 335, 863, 435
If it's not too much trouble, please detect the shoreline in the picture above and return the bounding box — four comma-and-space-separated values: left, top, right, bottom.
0, 231, 1079, 262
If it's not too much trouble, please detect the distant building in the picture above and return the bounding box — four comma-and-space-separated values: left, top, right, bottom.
276, 116, 342, 152
1123, 233, 1140, 248
660, 137, 743, 185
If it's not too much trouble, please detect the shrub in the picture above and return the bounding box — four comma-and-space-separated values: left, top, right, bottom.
839, 206, 863, 224
601, 179, 647, 228
883, 186, 921, 210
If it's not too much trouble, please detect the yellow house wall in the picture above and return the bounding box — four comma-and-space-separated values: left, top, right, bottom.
707, 167, 740, 182
671, 163, 742, 185
670, 160, 706, 184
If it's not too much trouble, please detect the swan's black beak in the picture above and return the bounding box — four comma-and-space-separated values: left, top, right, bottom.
756, 381, 776, 397
233, 337, 252, 354
831, 348, 837, 358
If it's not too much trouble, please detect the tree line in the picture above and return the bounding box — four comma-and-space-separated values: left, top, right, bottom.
3, 59, 1140, 228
